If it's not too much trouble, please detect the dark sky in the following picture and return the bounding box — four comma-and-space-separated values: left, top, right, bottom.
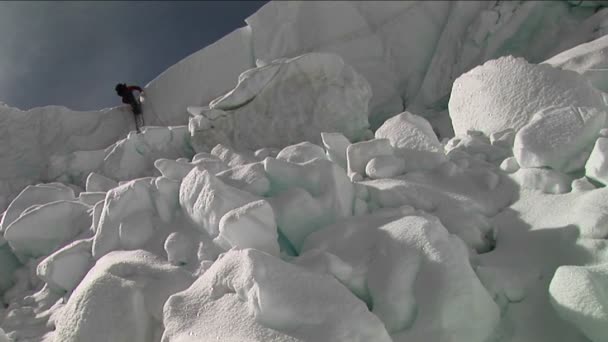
0, 1, 267, 111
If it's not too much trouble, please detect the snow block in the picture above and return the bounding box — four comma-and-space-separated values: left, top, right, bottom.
36, 239, 93, 293
92, 178, 157, 259
210, 143, 257, 168
321, 132, 351, 170
514, 106, 605, 172
85, 172, 118, 193
512, 168, 573, 194
162, 249, 392, 342
300, 213, 499, 339
192, 52, 371, 150
550, 264, 608, 342
214, 200, 279, 256
216, 162, 270, 196
0, 183, 76, 233
366, 155, 406, 179
154, 158, 195, 181
586, 137, 608, 185
179, 165, 258, 238
572, 188, 608, 238
4, 200, 91, 258
54, 250, 194, 342
276, 141, 327, 164
449, 56, 607, 136
346, 139, 394, 179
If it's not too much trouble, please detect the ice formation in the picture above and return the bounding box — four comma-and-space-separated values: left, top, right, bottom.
3, 1, 608, 342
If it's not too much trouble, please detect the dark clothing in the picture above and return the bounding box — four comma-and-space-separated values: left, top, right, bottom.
116, 84, 144, 132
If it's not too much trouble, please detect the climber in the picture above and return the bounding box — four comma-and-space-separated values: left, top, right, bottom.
115, 83, 145, 133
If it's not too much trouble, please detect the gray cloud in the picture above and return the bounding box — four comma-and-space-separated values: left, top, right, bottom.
0, 1, 266, 111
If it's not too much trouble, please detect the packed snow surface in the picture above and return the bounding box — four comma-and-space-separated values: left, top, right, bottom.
4, 1, 608, 342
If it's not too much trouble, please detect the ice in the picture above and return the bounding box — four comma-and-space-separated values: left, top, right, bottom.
264, 187, 323, 254
365, 155, 406, 179
572, 188, 608, 238
362, 178, 496, 252
190, 53, 371, 150
586, 137, 608, 185
77, 192, 106, 206
346, 139, 393, 180
546, 34, 608, 92
514, 106, 606, 172
210, 143, 257, 168
216, 162, 271, 196
179, 165, 259, 238
154, 158, 195, 181
102, 126, 194, 181
162, 249, 392, 342
511, 168, 573, 194
53, 250, 193, 342
85, 172, 118, 192
214, 200, 279, 256
445, 131, 511, 164
91, 178, 158, 259
143, 26, 254, 126
0, 244, 19, 294
300, 213, 500, 340
276, 142, 327, 164
549, 264, 608, 342
0, 103, 133, 212
449, 56, 608, 136
36, 239, 93, 293
321, 132, 351, 170
0, 183, 76, 233
4, 200, 91, 259
375, 112, 446, 172
264, 157, 354, 221
163, 232, 195, 267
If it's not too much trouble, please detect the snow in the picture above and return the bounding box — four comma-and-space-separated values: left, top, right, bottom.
190, 53, 372, 151
214, 200, 279, 256
216, 162, 271, 196
53, 250, 194, 342
514, 106, 606, 172
374, 112, 446, 172
276, 142, 327, 164
85, 172, 118, 193
179, 165, 259, 238
321, 132, 351, 170
586, 137, 608, 184
550, 264, 608, 342
5, 1, 608, 341
545, 34, 608, 92
346, 139, 394, 180
162, 249, 392, 342
36, 239, 93, 293
449, 56, 608, 137
3, 200, 91, 259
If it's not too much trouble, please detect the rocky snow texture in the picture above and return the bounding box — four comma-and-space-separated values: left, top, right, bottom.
5, 1, 608, 342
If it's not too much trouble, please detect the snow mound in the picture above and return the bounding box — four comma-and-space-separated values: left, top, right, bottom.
586, 137, 608, 185
36, 239, 93, 293
550, 264, 608, 342
572, 188, 608, 238
300, 212, 500, 340
545, 34, 608, 92
162, 248, 392, 342
514, 106, 606, 172
190, 53, 371, 151
4, 200, 91, 259
53, 250, 193, 342
449, 56, 607, 136
0, 183, 76, 234
213, 199, 279, 256
179, 166, 258, 238
276, 142, 327, 164
375, 112, 446, 172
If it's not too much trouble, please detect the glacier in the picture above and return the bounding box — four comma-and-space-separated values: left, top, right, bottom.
3, 1, 608, 342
